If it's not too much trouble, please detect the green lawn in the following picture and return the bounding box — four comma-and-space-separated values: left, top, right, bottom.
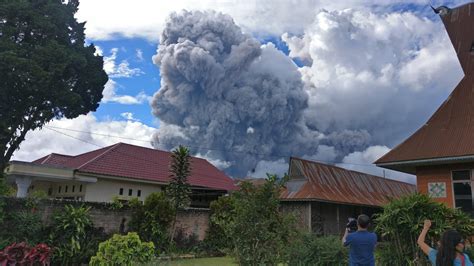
149, 257, 238, 266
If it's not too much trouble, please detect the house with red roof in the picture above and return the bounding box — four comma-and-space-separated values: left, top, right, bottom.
4, 142, 236, 207
376, 3, 474, 217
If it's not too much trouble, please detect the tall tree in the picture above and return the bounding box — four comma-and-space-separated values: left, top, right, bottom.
0, 0, 108, 172
166, 145, 192, 242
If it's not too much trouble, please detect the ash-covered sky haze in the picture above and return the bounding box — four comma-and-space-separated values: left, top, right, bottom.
12, 0, 473, 184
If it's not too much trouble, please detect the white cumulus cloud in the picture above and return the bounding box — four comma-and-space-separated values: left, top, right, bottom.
283, 9, 463, 148
12, 113, 156, 162
103, 48, 143, 78
120, 112, 139, 121
102, 80, 151, 105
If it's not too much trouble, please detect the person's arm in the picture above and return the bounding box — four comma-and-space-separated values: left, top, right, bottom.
342, 228, 350, 246
417, 220, 432, 256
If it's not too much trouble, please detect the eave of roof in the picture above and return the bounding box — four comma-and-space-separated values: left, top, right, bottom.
376, 154, 474, 174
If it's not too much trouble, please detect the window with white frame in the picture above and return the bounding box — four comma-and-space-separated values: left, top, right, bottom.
452, 170, 474, 216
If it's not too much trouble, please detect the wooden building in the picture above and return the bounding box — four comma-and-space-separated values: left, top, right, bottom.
280, 157, 415, 235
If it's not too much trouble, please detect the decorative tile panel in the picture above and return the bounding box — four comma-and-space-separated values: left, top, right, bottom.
428, 182, 447, 198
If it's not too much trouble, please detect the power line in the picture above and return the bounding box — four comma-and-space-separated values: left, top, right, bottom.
44, 125, 380, 168
46, 125, 152, 143
46, 127, 103, 149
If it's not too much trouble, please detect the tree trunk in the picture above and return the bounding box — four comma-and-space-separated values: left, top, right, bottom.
1, 120, 34, 175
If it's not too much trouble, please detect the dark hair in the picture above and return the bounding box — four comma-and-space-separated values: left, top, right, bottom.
436, 230, 463, 266
357, 214, 370, 229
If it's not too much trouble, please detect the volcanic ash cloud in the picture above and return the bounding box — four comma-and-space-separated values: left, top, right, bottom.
150, 10, 321, 176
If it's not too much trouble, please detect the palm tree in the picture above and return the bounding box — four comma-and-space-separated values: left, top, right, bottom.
166, 145, 192, 243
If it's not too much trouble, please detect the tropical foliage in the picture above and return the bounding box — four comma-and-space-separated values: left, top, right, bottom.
374, 193, 474, 265
0, 242, 52, 266
48, 204, 94, 265
167, 145, 192, 210
166, 145, 192, 244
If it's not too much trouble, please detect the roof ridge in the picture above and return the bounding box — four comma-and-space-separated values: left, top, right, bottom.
39, 154, 53, 164
120, 142, 210, 162
50, 153, 73, 157
76, 143, 121, 170
291, 157, 413, 186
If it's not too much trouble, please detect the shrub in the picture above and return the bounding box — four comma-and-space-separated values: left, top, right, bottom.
25, 190, 48, 210
110, 196, 124, 210
0, 210, 45, 249
0, 242, 52, 266
8, 210, 44, 244
202, 194, 236, 256
375, 193, 474, 265
81, 226, 110, 263
89, 232, 155, 266
0, 178, 14, 196
216, 174, 297, 266
49, 204, 94, 265
128, 192, 175, 252
286, 234, 348, 265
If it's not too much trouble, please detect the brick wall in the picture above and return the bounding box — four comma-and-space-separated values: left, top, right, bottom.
2, 197, 210, 239
175, 208, 210, 240
416, 162, 474, 208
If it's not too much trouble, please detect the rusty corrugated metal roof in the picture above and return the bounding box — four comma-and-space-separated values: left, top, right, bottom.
280, 157, 415, 207
376, 3, 474, 171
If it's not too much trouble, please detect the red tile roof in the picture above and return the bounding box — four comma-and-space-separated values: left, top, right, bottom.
376, 3, 474, 172
281, 157, 415, 207
33, 143, 236, 191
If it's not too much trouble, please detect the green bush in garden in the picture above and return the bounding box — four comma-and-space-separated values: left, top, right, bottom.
0, 200, 109, 263
48, 204, 95, 265
128, 192, 175, 252
89, 232, 155, 266
8, 210, 44, 243
0, 209, 45, 250
110, 196, 124, 210
286, 234, 348, 266
0, 178, 14, 196
214, 174, 297, 266
374, 193, 474, 265
202, 194, 236, 256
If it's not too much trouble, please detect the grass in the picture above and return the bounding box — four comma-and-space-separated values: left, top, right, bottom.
146, 256, 238, 266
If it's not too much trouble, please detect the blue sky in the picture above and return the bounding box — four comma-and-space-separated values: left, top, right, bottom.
13, 0, 471, 183
91, 38, 159, 126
